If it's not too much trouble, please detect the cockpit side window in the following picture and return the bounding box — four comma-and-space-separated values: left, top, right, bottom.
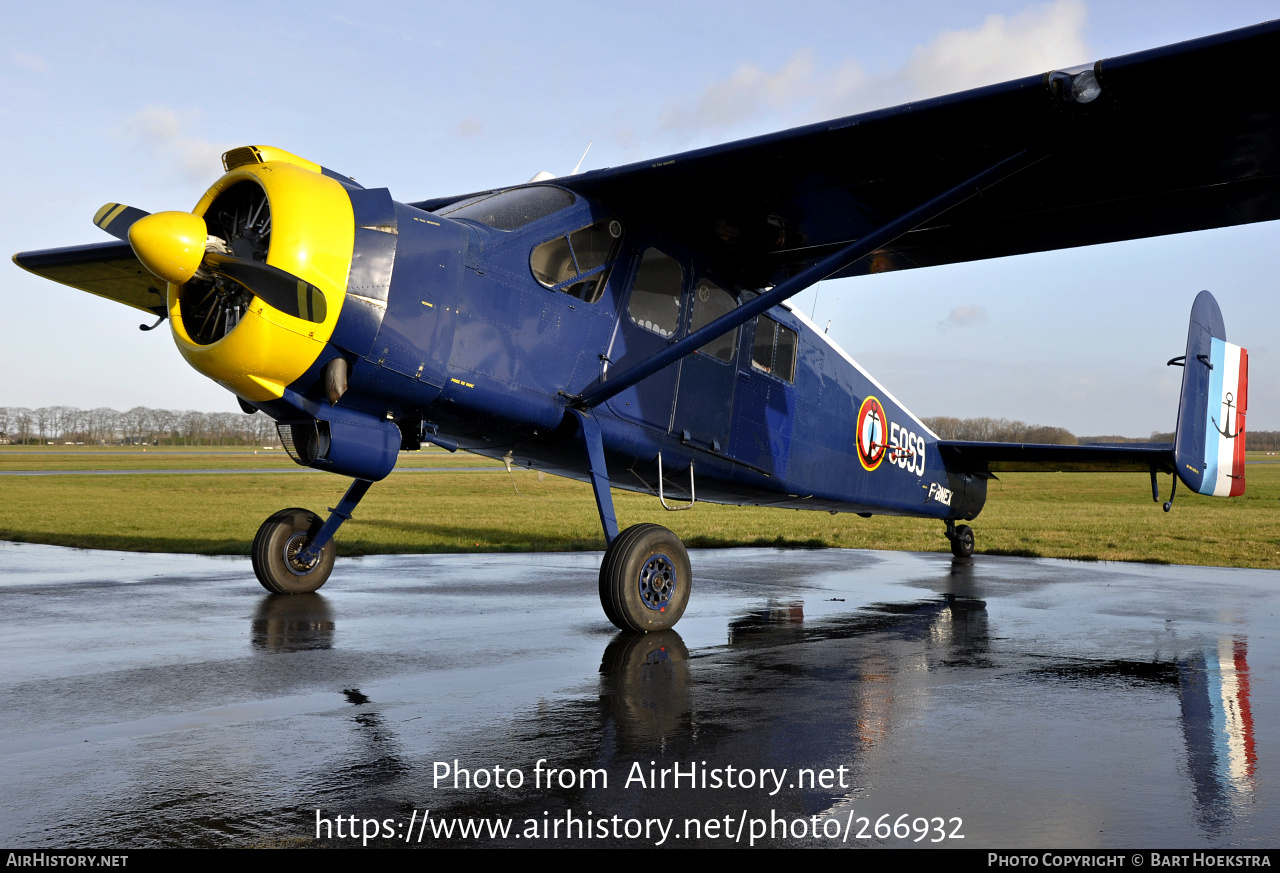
530, 237, 576, 287
529, 219, 622, 304
438, 186, 575, 230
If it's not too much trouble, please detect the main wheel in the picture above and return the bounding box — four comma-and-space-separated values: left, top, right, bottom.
252, 508, 335, 594
599, 523, 691, 632
950, 523, 975, 558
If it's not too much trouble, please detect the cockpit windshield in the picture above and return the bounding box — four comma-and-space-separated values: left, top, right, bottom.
437, 186, 575, 231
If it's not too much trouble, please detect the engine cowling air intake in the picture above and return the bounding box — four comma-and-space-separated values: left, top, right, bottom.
277, 405, 400, 482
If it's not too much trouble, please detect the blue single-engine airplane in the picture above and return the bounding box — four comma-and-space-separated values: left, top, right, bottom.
13, 23, 1274, 632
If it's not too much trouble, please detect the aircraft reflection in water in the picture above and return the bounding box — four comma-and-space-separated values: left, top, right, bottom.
633, 605, 1259, 838
1179, 637, 1257, 830
241, 583, 1262, 845
251, 594, 335, 653
547, 591, 993, 834
714, 592, 990, 752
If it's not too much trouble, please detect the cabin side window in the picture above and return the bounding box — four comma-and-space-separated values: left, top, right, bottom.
528, 220, 621, 304
628, 248, 684, 337
688, 277, 738, 363
750, 315, 798, 382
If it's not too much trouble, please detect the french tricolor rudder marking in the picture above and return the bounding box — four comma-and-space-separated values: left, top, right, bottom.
1201, 338, 1247, 497
1230, 345, 1248, 497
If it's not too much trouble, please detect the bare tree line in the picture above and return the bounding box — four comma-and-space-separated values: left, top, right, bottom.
922, 416, 1280, 451
0, 406, 280, 447
922, 417, 1078, 444
4, 406, 1277, 452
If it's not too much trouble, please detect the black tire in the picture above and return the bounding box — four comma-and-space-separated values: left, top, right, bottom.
950, 523, 975, 558
599, 523, 691, 632
252, 508, 335, 594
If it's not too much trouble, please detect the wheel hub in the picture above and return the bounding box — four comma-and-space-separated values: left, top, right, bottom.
638, 553, 677, 611
283, 531, 320, 576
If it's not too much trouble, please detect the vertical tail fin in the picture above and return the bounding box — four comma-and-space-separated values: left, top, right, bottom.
1174, 291, 1248, 497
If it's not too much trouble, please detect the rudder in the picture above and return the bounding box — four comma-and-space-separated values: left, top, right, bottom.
1173, 291, 1247, 497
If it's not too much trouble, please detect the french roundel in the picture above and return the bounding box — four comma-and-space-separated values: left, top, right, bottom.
857, 396, 887, 471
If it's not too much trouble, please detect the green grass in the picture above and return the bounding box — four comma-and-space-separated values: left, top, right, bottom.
1, 447, 1278, 568
0, 445, 497, 471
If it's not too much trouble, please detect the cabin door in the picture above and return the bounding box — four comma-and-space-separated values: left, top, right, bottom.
604, 246, 686, 434
671, 275, 739, 452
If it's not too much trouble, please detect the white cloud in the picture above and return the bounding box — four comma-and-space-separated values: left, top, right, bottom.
895, 0, 1089, 99
940, 304, 989, 329
328, 12, 425, 45
657, 50, 822, 137
656, 0, 1089, 142
123, 106, 229, 183
12, 51, 49, 73
454, 117, 485, 139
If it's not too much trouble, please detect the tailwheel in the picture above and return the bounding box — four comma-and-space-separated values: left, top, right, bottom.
252, 508, 336, 594
599, 523, 691, 632
948, 523, 975, 559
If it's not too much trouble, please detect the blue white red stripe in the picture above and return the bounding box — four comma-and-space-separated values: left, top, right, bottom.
1199, 338, 1247, 497
1203, 637, 1256, 785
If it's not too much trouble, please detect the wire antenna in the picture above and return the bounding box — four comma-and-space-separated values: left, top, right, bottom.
571, 142, 593, 176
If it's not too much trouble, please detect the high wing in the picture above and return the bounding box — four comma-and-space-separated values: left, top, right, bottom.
12, 240, 167, 317
419, 22, 1280, 289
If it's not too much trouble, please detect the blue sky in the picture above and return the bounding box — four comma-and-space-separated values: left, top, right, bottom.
4, 0, 1278, 436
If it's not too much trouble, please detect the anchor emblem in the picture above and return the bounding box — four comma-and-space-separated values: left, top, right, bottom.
1213, 391, 1240, 439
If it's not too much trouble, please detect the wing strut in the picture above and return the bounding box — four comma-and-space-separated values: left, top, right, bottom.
572, 150, 1039, 410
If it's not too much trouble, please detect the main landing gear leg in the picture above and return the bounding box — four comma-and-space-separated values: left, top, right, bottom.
570, 410, 690, 633
945, 519, 975, 559
252, 478, 373, 594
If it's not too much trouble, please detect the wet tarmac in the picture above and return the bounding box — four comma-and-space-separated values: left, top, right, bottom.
0, 541, 1275, 849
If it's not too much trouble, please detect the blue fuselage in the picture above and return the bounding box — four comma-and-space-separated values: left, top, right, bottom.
279, 186, 986, 522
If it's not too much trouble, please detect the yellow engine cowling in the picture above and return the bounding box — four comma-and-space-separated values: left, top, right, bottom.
169, 152, 355, 403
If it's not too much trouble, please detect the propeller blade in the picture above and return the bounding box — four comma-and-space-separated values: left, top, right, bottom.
202, 252, 328, 324
93, 203, 151, 242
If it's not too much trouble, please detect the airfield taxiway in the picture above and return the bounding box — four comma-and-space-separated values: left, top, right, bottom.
0, 542, 1275, 848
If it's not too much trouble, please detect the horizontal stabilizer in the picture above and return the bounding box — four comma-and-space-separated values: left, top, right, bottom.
937, 441, 1174, 475
12, 241, 166, 316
